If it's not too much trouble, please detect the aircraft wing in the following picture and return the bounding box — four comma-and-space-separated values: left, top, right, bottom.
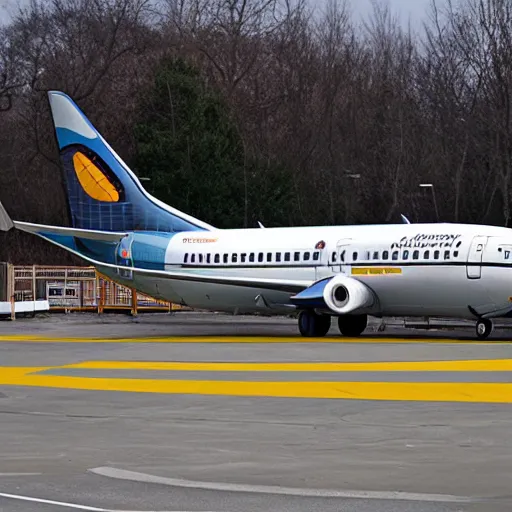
129, 266, 311, 293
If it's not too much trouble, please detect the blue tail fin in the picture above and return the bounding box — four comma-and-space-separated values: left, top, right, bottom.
48, 91, 214, 233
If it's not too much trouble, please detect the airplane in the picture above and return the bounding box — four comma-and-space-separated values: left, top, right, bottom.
2, 90, 512, 340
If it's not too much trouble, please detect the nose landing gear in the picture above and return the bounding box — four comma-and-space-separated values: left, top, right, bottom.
476, 318, 493, 339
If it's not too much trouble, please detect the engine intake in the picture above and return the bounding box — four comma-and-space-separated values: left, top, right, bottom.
323, 274, 374, 314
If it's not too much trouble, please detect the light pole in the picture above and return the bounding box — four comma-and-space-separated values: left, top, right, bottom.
419, 183, 439, 222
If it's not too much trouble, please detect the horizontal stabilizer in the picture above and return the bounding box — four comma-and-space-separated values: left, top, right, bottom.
14, 221, 127, 243
0, 201, 13, 231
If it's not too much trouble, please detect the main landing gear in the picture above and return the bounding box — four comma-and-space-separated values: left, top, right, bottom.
337, 314, 368, 337
297, 311, 368, 337
476, 318, 493, 339
298, 310, 331, 337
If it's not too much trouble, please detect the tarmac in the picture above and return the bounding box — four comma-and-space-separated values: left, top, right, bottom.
0, 311, 511, 512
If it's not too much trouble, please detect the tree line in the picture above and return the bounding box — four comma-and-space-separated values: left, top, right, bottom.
0, 0, 511, 264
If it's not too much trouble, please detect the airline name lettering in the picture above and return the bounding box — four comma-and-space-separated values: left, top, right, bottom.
183, 237, 218, 243
392, 233, 461, 249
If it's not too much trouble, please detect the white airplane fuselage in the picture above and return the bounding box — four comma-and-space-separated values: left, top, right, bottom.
98, 222, 512, 320
11, 91, 511, 338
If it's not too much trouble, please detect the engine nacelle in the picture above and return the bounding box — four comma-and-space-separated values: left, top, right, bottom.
323, 274, 375, 315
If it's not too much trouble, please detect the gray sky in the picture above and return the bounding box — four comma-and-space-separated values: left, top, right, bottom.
1, 0, 434, 26
357, 0, 432, 25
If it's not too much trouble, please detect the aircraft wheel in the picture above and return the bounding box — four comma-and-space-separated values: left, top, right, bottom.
338, 314, 368, 337
298, 310, 331, 337
476, 318, 493, 339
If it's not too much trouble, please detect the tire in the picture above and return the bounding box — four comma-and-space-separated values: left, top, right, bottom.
298, 310, 331, 337
476, 318, 493, 339
338, 314, 368, 337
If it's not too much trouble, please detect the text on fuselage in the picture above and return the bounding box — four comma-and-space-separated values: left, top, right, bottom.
391, 233, 462, 249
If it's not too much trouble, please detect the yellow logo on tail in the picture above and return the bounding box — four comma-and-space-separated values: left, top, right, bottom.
73, 152, 119, 202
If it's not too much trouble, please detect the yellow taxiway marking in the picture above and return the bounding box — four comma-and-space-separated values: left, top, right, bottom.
0, 335, 510, 345
65, 359, 512, 372
0, 367, 510, 403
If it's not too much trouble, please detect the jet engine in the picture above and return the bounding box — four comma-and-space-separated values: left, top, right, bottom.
322, 274, 375, 314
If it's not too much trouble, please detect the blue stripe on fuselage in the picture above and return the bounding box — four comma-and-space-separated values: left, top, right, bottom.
37, 230, 173, 271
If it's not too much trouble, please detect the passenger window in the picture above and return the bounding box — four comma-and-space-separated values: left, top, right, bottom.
424, 250, 429, 259
332, 252, 337, 262
294, 252, 300, 261
191, 254, 195, 263
304, 252, 310, 261
184, 253, 188, 263
353, 252, 358, 261
313, 251, 320, 261
413, 250, 419, 260
267, 253, 272, 262
373, 251, 379, 260
258, 253, 264, 262
506, 251, 510, 260
241, 253, 247, 263
284, 252, 291, 262
453, 251, 458, 258
364, 251, 370, 260
198, 254, 203, 263
382, 251, 389, 260
249, 253, 255, 262
444, 250, 450, 260
214, 254, 220, 264
276, 252, 281, 262
206, 254, 211, 264
232, 254, 237, 263
403, 250, 409, 260
434, 250, 440, 260
223, 254, 228, 264
392, 251, 398, 260
340, 250, 345, 262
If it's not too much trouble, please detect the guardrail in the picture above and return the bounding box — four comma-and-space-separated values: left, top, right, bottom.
1, 264, 187, 318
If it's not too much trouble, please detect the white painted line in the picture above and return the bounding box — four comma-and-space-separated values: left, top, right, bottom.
89, 466, 475, 503
0, 492, 108, 511
0, 491, 220, 512
0, 472, 42, 476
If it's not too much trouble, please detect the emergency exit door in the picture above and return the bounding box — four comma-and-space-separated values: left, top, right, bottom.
466, 236, 487, 279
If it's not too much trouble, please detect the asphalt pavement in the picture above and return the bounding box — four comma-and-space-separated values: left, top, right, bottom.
0, 312, 510, 512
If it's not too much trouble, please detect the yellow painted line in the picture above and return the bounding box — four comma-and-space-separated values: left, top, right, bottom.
0, 335, 509, 345
0, 371, 510, 403
64, 359, 512, 372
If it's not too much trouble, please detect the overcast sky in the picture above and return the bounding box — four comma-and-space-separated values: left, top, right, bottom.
1, 0, 434, 26
357, 0, 432, 25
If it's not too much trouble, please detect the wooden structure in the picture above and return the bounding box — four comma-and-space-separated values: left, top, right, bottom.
0, 264, 185, 318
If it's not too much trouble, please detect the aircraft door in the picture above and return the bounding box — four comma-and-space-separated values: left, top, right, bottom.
329, 239, 352, 273
466, 236, 488, 279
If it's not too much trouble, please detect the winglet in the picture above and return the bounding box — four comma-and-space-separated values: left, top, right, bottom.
0, 202, 13, 231
400, 214, 411, 224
